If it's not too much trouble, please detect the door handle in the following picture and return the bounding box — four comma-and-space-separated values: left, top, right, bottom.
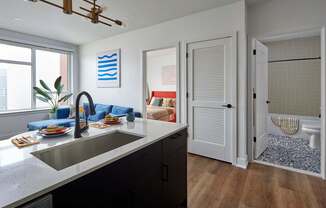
222, 104, 233, 108
266, 100, 271, 104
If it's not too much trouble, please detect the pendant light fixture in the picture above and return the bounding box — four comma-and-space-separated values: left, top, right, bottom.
27, 0, 124, 28
63, 0, 73, 14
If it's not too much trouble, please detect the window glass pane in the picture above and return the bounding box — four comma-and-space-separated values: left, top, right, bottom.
0, 63, 31, 111
0, 70, 7, 111
36, 92, 56, 109
35, 50, 69, 108
0, 43, 31, 62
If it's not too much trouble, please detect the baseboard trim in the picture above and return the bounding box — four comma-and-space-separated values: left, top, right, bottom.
253, 160, 322, 178
236, 156, 248, 169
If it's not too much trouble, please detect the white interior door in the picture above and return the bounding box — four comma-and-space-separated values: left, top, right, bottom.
187, 37, 236, 163
253, 39, 269, 158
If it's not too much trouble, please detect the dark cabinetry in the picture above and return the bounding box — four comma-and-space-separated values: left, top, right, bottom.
39, 129, 187, 208
163, 130, 187, 208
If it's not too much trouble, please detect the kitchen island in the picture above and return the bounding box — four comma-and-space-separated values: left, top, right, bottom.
0, 118, 187, 208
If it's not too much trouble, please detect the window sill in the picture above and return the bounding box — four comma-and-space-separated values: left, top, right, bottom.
0, 108, 51, 117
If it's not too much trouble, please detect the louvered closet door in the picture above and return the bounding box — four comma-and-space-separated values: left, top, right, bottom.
188, 37, 235, 162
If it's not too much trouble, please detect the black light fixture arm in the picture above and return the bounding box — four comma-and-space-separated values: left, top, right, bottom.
82, 0, 101, 8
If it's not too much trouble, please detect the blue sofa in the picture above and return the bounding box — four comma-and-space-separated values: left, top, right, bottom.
83, 104, 133, 120
27, 107, 74, 131
27, 104, 140, 131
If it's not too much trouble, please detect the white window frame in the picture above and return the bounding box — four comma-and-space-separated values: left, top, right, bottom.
0, 39, 73, 113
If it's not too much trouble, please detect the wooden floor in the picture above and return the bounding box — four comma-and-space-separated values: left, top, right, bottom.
187, 154, 326, 208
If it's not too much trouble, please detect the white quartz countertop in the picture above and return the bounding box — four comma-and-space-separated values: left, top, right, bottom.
0, 118, 187, 208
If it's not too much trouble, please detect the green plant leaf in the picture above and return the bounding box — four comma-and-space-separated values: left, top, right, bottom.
39, 80, 51, 92
36, 95, 49, 103
58, 93, 73, 103
54, 76, 62, 93
33, 87, 52, 100
49, 106, 58, 113
57, 84, 64, 96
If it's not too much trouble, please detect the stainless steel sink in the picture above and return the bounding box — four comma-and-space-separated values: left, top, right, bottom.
32, 132, 143, 170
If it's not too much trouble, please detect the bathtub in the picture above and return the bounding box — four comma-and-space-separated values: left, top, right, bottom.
268, 113, 320, 139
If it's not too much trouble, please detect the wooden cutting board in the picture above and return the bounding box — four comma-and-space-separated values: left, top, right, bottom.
12, 136, 39, 148
90, 123, 111, 129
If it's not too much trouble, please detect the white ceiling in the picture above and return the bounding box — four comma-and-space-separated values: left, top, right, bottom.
0, 0, 262, 45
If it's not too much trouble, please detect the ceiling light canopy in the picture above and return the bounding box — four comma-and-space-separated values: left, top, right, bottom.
27, 0, 124, 28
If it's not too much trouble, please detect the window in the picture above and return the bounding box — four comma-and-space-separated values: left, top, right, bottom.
0, 41, 72, 112
35, 50, 69, 108
0, 43, 31, 62
0, 69, 7, 111
0, 63, 32, 111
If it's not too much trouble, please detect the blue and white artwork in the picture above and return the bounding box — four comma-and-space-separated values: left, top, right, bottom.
96, 49, 120, 88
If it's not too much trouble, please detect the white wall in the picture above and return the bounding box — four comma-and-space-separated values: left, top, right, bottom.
146, 48, 177, 93
0, 111, 48, 139
0, 29, 78, 140
248, 0, 326, 38
247, 0, 326, 160
80, 1, 248, 165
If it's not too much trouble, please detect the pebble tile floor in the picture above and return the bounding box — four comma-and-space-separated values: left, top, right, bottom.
258, 134, 321, 173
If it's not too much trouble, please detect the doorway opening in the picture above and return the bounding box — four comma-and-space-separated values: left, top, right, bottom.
142, 46, 179, 123
253, 31, 324, 176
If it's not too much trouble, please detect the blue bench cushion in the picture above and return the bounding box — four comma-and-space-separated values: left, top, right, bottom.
134, 112, 142, 118
95, 104, 113, 114
27, 118, 75, 131
56, 107, 70, 119
83, 103, 113, 116
110, 106, 133, 117
88, 111, 106, 121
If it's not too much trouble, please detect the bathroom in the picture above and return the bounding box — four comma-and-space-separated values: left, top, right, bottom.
254, 34, 322, 175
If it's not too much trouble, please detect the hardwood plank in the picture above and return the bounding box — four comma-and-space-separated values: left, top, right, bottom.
215, 167, 247, 208
240, 163, 275, 208
308, 176, 326, 207
188, 154, 326, 208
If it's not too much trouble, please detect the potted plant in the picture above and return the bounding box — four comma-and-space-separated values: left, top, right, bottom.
33, 76, 73, 119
